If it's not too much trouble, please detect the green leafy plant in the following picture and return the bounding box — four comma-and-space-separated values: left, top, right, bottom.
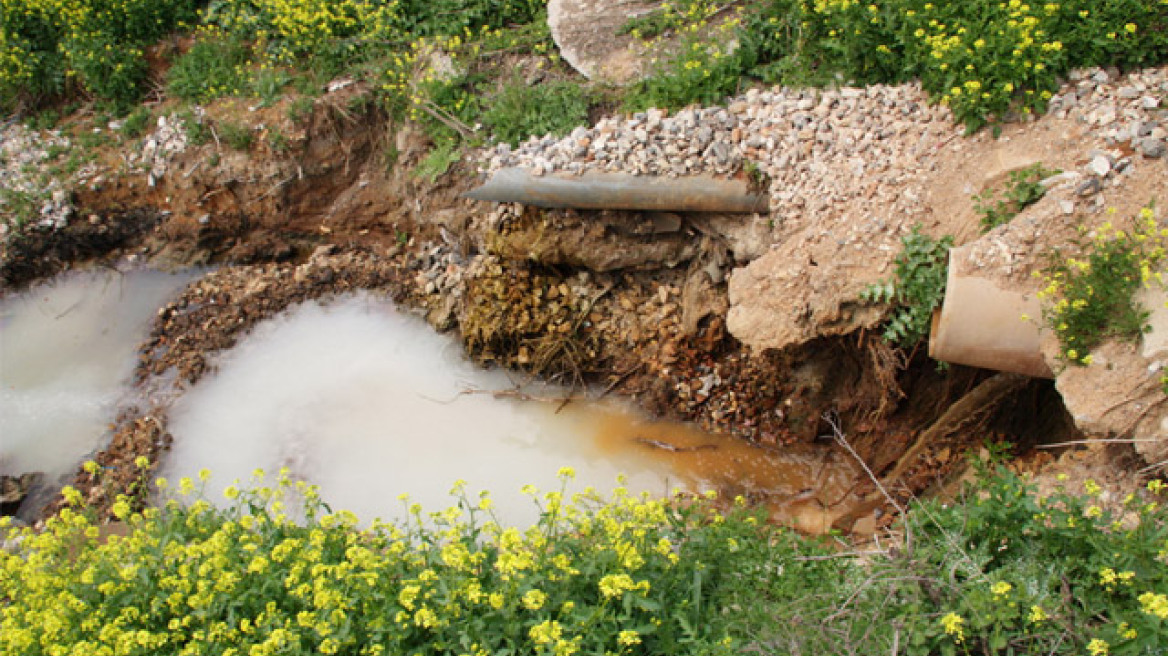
119, 106, 153, 139
974, 163, 1058, 233
217, 120, 254, 151
178, 109, 210, 146
862, 225, 954, 347
266, 127, 290, 154
0, 467, 767, 656
166, 30, 251, 103
482, 78, 590, 147
414, 138, 462, 182
5, 461, 1167, 656
250, 64, 292, 107
286, 96, 316, 124
0, 0, 201, 111
1038, 205, 1165, 366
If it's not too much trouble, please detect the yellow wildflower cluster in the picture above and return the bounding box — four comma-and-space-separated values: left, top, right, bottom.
1037, 205, 1166, 367
1139, 591, 1168, 619
0, 469, 743, 656
940, 611, 965, 643
0, 0, 200, 107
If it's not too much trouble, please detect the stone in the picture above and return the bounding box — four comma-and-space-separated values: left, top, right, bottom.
1086, 154, 1111, 177
1139, 137, 1166, 159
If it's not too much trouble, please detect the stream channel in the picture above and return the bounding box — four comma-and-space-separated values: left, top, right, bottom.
1, 268, 860, 530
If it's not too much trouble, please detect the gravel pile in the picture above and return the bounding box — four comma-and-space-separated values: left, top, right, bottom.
0, 123, 75, 235
1050, 67, 1168, 160
131, 111, 197, 187
480, 82, 961, 225
480, 67, 1167, 227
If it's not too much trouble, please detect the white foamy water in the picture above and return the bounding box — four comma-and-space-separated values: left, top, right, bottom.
0, 268, 197, 483
161, 295, 683, 526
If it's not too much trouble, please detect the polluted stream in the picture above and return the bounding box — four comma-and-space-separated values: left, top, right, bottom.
1, 269, 861, 531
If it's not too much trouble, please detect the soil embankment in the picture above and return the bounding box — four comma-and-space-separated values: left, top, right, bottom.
4, 65, 1166, 530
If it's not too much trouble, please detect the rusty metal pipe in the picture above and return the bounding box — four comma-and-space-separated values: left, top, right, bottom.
929, 247, 1053, 378
464, 167, 768, 213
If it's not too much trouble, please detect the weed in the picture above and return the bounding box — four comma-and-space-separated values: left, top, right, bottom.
178, 110, 210, 146
974, 163, 1059, 233
217, 120, 253, 151
166, 31, 250, 103
1037, 205, 1165, 366
414, 138, 461, 182
24, 108, 61, 131
0, 187, 42, 230
4, 461, 1167, 656
862, 225, 954, 348
482, 78, 590, 147
266, 127, 290, 154
625, 33, 743, 111
285, 96, 315, 124
250, 64, 291, 107
119, 106, 153, 140
75, 129, 110, 151
618, 8, 678, 40
44, 143, 68, 161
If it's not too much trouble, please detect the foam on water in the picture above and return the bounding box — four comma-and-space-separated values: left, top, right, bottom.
161, 295, 682, 526
0, 268, 198, 483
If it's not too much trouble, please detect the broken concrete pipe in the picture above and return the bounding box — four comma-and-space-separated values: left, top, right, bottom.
465, 167, 768, 213
929, 247, 1054, 379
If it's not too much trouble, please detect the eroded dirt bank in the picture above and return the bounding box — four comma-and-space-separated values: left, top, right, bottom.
7, 67, 1164, 531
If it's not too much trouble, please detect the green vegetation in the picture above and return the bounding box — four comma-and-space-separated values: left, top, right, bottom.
482, 78, 590, 147
974, 163, 1059, 233
166, 32, 252, 104
1038, 205, 1166, 367
3, 0, 1165, 148
0, 0, 201, 112
622, 0, 1168, 129
862, 225, 954, 348
218, 120, 254, 151
119, 106, 152, 140
3, 462, 1167, 655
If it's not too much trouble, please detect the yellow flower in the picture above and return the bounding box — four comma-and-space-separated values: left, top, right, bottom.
522, 589, 546, 610
940, 612, 965, 643
135, 456, 150, 469
617, 630, 641, 646
529, 620, 563, 645
1028, 605, 1047, 623
991, 581, 1012, 597
1139, 592, 1168, 619
1087, 638, 1109, 656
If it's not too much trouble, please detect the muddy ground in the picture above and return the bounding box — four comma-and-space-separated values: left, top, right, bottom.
4, 78, 1146, 534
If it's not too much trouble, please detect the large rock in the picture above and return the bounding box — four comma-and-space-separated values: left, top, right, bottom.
547, 0, 657, 84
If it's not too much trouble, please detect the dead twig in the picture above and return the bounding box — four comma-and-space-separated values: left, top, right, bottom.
824, 411, 913, 556
418, 100, 475, 140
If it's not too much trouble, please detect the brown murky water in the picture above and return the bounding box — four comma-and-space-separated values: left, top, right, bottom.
580, 405, 862, 533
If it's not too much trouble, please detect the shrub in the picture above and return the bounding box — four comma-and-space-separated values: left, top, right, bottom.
1037, 205, 1165, 366
166, 30, 251, 104
0, 0, 201, 111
